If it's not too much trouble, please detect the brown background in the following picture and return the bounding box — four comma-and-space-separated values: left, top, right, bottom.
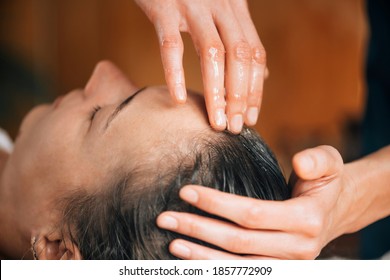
0, 0, 368, 258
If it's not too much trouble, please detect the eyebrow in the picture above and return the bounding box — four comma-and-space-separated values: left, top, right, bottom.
104, 87, 147, 131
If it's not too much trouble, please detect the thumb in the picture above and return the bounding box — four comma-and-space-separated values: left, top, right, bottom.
291, 145, 344, 180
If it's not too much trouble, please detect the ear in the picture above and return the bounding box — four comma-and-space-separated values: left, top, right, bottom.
32, 230, 82, 260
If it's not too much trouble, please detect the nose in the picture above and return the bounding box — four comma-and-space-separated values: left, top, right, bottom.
84, 60, 138, 100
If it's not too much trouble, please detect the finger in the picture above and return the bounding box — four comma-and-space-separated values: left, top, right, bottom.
169, 239, 245, 260
158, 211, 311, 258
214, 8, 251, 134
169, 239, 277, 260
187, 13, 227, 130
292, 145, 344, 180
233, 8, 266, 126
245, 45, 266, 126
154, 17, 187, 104
172, 185, 305, 231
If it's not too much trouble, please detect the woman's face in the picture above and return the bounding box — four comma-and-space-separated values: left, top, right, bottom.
5, 61, 210, 232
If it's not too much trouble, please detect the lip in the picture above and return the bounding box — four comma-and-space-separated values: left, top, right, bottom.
52, 95, 64, 109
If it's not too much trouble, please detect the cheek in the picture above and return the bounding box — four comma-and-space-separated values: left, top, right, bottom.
13, 108, 85, 187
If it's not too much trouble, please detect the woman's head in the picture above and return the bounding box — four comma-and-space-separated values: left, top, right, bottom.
60, 127, 290, 259
1, 61, 290, 259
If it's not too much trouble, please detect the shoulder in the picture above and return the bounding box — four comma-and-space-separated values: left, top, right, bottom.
0, 128, 13, 154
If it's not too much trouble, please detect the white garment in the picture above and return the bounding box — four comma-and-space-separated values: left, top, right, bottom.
0, 128, 14, 153
381, 250, 390, 260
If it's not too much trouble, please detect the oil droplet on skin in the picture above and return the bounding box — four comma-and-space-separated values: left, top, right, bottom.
231, 65, 245, 100
234, 92, 241, 99
213, 88, 220, 101
250, 69, 260, 94
253, 48, 264, 64
238, 64, 244, 81
215, 108, 226, 127
209, 47, 220, 78
212, 87, 226, 107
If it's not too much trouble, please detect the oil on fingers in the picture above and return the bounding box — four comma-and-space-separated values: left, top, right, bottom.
188, 13, 227, 130
214, 8, 251, 134
229, 0, 267, 127
155, 17, 187, 104
245, 45, 266, 126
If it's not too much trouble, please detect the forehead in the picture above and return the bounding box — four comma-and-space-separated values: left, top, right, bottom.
127, 86, 209, 131
94, 86, 211, 169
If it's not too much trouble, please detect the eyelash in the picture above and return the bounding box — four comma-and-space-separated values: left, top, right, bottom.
90, 106, 101, 121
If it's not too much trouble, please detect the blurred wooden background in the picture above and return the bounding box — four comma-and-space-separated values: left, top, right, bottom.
0, 0, 368, 258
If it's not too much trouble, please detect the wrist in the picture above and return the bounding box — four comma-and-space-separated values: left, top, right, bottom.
340, 146, 390, 234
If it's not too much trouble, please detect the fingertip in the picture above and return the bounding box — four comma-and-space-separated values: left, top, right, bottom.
213, 108, 227, 130
245, 107, 259, 126
211, 123, 227, 131
156, 213, 178, 230
169, 240, 192, 259
292, 152, 315, 178
292, 145, 343, 180
172, 83, 187, 104
179, 185, 199, 204
227, 114, 244, 134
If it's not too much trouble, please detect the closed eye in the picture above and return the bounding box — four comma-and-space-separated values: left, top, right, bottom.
90, 106, 101, 121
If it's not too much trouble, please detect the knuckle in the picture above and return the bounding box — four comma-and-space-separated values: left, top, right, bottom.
305, 217, 324, 238
232, 41, 251, 64
323, 145, 344, 166
227, 90, 245, 103
240, 204, 261, 228
295, 240, 322, 259
203, 43, 225, 61
185, 216, 202, 236
226, 231, 252, 253
302, 209, 324, 237
252, 46, 267, 65
161, 35, 183, 50
312, 145, 343, 170
163, 66, 182, 77
247, 92, 262, 104
200, 195, 222, 214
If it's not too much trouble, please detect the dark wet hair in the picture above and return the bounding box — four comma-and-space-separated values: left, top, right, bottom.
60, 127, 291, 259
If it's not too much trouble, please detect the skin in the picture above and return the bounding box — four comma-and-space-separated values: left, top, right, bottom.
0, 60, 212, 260
157, 145, 390, 259
135, 0, 267, 134
1, 63, 388, 261
138, 0, 390, 260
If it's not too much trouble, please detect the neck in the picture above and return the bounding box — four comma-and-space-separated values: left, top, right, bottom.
0, 150, 32, 259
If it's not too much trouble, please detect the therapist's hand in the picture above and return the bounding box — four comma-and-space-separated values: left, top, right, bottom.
157, 146, 356, 259
135, 0, 267, 133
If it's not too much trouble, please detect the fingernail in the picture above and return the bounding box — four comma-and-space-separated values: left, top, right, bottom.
246, 107, 259, 126
180, 187, 199, 204
175, 84, 186, 102
229, 114, 243, 134
215, 109, 226, 128
171, 241, 191, 259
158, 215, 178, 230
